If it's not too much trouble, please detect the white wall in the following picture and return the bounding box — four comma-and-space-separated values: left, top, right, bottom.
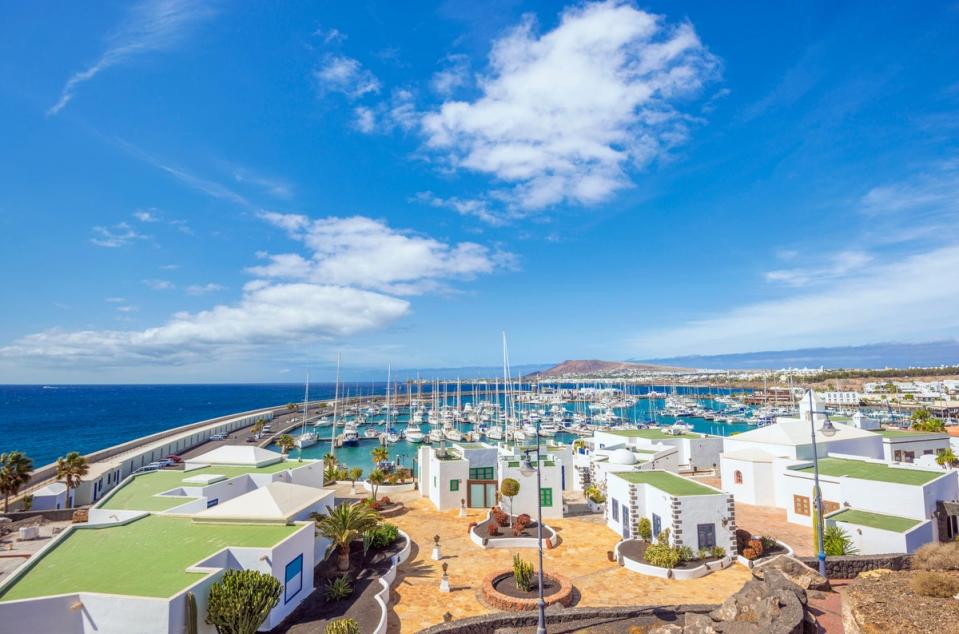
671, 491, 735, 553
266, 524, 316, 629
427, 455, 469, 511
720, 457, 775, 506
498, 461, 563, 519
830, 518, 934, 555
883, 436, 951, 463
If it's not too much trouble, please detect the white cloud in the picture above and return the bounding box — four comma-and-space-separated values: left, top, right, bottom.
105, 297, 127, 303
133, 209, 159, 222
159, 264, 180, 270
116, 305, 139, 313
431, 54, 470, 96
232, 167, 293, 199
48, 0, 215, 115
1, 282, 409, 365
631, 244, 959, 357
251, 212, 508, 295
420, 1, 718, 214
314, 55, 380, 99
143, 279, 175, 290
186, 283, 225, 295
764, 250, 873, 288
90, 222, 147, 247
313, 26, 347, 45
352, 89, 417, 134
414, 191, 506, 225
354, 107, 376, 133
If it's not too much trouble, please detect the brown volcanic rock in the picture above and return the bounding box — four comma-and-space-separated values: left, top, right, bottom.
844, 570, 959, 634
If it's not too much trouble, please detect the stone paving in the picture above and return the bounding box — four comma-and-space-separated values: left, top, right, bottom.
733, 501, 815, 556
384, 492, 752, 633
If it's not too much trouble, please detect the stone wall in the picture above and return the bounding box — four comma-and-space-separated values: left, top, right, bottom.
797, 554, 912, 579
0, 509, 77, 522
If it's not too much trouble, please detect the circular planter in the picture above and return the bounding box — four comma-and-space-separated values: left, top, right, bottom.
481, 570, 574, 611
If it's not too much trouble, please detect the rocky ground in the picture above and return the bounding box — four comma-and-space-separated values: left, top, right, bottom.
843, 569, 959, 634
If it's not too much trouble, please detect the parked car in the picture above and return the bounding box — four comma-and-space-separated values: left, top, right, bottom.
167, 454, 183, 463
210, 433, 227, 441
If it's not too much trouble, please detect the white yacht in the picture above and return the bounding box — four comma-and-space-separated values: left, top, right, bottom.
295, 431, 317, 449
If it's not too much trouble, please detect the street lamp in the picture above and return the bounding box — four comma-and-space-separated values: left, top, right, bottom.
805, 390, 836, 578
519, 416, 547, 634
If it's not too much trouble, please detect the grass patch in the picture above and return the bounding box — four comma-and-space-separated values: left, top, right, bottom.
793, 458, 941, 485
0, 515, 297, 601
830, 509, 920, 533
611, 470, 717, 496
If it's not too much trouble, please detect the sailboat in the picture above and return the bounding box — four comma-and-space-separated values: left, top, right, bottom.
295, 373, 317, 448
385, 365, 400, 444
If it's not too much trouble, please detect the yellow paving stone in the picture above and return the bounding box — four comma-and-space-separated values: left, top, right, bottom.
384, 493, 752, 633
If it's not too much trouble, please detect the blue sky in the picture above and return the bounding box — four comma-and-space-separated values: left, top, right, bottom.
1, 0, 958, 382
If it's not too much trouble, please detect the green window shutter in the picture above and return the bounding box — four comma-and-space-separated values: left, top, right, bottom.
450, 479, 459, 492
540, 487, 553, 507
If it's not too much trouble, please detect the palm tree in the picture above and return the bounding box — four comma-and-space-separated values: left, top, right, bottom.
348, 467, 363, 493
0, 451, 33, 512
251, 419, 266, 437
286, 402, 298, 413
323, 453, 337, 468
370, 446, 389, 465
368, 469, 386, 501
937, 448, 959, 468
275, 434, 295, 455
56, 451, 89, 508
313, 503, 381, 571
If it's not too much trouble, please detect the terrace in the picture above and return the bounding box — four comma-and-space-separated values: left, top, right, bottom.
872, 428, 948, 439
791, 458, 942, 485
611, 471, 717, 496
98, 461, 310, 512
0, 515, 298, 601
828, 509, 921, 533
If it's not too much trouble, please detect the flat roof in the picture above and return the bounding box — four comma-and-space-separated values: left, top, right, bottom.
792, 458, 942, 485
873, 429, 949, 440
830, 509, 921, 533
602, 429, 702, 440
611, 471, 718, 496
99, 462, 311, 512
0, 515, 297, 601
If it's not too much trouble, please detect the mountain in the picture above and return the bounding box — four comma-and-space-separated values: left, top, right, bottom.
527, 359, 690, 377
335, 363, 555, 382
634, 340, 959, 370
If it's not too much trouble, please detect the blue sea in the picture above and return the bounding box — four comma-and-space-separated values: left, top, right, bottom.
0, 383, 752, 473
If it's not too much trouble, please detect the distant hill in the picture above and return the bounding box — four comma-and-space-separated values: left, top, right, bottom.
634, 340, 959, 370
528, 359, 690, 377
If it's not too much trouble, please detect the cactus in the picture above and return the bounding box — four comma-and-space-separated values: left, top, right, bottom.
512, 553, 534, 592
205, 569, 281, 634
325, 619, 360, 634
185, 591, 197, 634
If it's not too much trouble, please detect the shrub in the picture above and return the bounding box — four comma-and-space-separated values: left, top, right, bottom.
676, 545, 694, 564
325, 618, 360, 634
742, 547, 758, 561
324, 576, 353, 602
638, 517, 653, 542
381, 496, 391, 505
697, 547, 709, 561
747, 539, 765, 558
823, 526, 858, 556
515, 513, 532, 529
735, 528, 752, 554
760, 535, 778, 552
364, 523, 399, 550
710, 546, 727, 559
914, 542, 959, 571
205, 569, 281, 634
644, 542, 682, 569
513, 554, 534, 592
911, 571, 959, 598
491, 506, 510, 527
487, 523, 500, 537
584, 485, 606, 504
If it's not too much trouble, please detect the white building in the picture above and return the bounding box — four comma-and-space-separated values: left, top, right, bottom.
818, 391, 862, 406
874, 429, 951, 464
592, 429, 723, 471
605, 470, 736, 554
498, 454, 565, 519
29, 482, 68, 511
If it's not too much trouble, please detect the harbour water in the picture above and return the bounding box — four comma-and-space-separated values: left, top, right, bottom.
0, 383, 752, 471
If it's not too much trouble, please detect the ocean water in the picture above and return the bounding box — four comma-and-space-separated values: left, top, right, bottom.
0, 383, 752, 472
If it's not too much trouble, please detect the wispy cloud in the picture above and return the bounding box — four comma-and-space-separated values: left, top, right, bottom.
90, 222, 147, 247
186, 283, 225, 295
143, 278, 175, 290
430, 54, 470, 96
314, 55, 380, 99
764, 251, 873, 288
420, 1, 720, 216
414, 191, 507, 226
133, 209, 159, 222
313, 26, 347, 45
632, 244, 959, 357
232, 167, 293, 199
48, 0, 216, 115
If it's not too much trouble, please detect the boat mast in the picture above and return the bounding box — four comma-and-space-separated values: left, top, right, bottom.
330, 353, 340, 456
297, 370, 310, 462
386, 362, 392, 436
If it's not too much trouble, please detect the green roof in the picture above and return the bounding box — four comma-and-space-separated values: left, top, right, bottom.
603, 429, 702, 440
0, 515, 298, 601
611, 471, 718, 496
829, 509, 921, 533
873, 428, 948, 439
792, 458, 942, 485
99, 462, 310, 512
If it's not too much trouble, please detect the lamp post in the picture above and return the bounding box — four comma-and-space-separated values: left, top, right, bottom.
805, 390, 836, 578
519, 416, 547, 634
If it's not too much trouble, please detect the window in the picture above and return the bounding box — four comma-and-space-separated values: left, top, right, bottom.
206, 498, 219, 508
469, 467, 494, 480
450, 479, 460, 492
904, 451, 915, 463
822, 500, 840, 514
793, 495, 811, 516
284, 554, 303, 604
734, 470, 743, 484
894, 450, 903, 461
697, 524, 716, 550
924, 449, 933, 455
540, 487, 553, 507
611, 498, 619, 521
652, 513, 661, 537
